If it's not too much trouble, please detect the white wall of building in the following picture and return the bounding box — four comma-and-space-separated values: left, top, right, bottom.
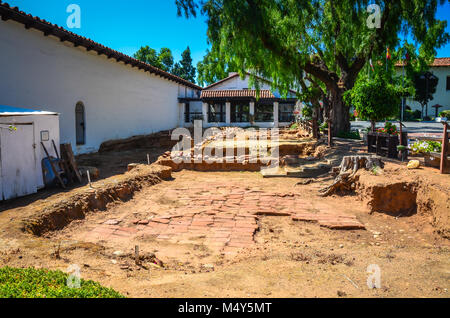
209, 74, 273, 91
397, 66, 450, 115
207, 74, 297, 99
0, 19, 198, 154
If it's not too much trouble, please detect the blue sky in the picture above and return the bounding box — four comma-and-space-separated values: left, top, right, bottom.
4, 0, 450, 68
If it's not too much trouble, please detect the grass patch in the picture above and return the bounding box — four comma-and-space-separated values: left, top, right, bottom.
0, 267, 124, 298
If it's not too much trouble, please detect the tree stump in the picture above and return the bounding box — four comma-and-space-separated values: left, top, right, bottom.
319, 155, 383, 197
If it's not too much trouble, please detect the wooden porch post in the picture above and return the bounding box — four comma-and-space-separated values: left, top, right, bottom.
273, 102, 279, 128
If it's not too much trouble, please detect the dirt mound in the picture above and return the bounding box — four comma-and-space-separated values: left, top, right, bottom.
22, 164, 172, 236
355, 166, 449, 239
417, 184, 450, 239
98, 130, 177, 153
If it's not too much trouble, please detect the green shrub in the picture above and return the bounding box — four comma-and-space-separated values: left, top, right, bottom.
439, 110, 450, 118
319, 122, 328, 132
344, 75, 401, 125
336, 130, 361, 140
289, 123, 299, 130
301, 105, 313, 119
0, 267, 124, 298
404, 109, 421, 121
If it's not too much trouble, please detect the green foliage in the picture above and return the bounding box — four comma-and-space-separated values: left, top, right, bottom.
173, 47, 196, 83
176, 0, 449, 133
158, 48, 175, 72
0, 267, 124, 298
289, 123, 299, 130
133, 46, 196, 82
344, 75, 401, 123
439, 110, 450, 118
197, 49, 239, 87
301, 105, 313, 119
404, 109, 422, 121
133, 46, 164, 69
319, 121, 328, 132
412, 71, 439, 117
411, 140, 442, 154
336, 130, 361, 140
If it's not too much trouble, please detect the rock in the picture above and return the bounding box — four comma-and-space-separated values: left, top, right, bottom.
127, 163, 140, 171
104, 219, 120, 225
339, 244, 344, 248
407, 160, 420, 169
203, 264, 215, 270
113, 250, 124, 256
111, 260, 117, 264
337, 290, 347, 297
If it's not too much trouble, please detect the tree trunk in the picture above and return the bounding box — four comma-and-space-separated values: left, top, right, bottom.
330, 89, 350, 136
319, 155, 384, 197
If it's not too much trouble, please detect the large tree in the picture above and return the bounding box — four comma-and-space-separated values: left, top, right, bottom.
197, 49, 239, 86
134, 46, 175, 72
173, 46, 197, 82
176, 0, 449, 135
133, 46, 162, 69
158, 48, 175, 72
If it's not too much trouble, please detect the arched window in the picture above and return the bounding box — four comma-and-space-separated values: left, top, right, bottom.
75, 102, 86, 145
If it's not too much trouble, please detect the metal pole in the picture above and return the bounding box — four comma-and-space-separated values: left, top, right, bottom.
402, 63, 405, 122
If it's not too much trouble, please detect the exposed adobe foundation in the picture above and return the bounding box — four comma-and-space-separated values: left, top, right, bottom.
22, 165, 172, 236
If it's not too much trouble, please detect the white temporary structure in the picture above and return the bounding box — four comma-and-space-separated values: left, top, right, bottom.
0, 105, 59, 200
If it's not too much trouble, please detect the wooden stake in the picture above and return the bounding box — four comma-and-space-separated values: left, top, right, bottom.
135, 245, 140, 265
440, 122, 449, 174
147, 154, 150, 165
87, 170, 92, 188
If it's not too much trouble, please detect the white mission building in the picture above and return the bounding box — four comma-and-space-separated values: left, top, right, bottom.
0, 2, 300, 156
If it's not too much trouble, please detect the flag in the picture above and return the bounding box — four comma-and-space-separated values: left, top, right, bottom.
386, 47, 391, 60
369, 59, 374, 71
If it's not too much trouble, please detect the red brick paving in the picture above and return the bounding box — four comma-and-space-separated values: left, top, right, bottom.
83, 182, 365, 255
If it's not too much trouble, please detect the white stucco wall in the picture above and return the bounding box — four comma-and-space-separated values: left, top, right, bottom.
396, 66, 450, 116
207, 74, 297, 98
0, 19, 198, 154
209, 74, 273, 91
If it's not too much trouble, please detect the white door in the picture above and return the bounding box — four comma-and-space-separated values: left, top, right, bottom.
0, 124, 38, 200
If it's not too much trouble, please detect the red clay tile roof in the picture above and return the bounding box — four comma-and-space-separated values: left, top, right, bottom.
396, 57, 450, 67
0, 1, 201, 90
431, 57, 450, 66
201, 90, 277, 99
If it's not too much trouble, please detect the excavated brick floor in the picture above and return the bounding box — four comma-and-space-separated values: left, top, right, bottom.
79, 181, 365, 256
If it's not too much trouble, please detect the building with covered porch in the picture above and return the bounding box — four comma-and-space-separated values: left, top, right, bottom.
179, 72, 300, 128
